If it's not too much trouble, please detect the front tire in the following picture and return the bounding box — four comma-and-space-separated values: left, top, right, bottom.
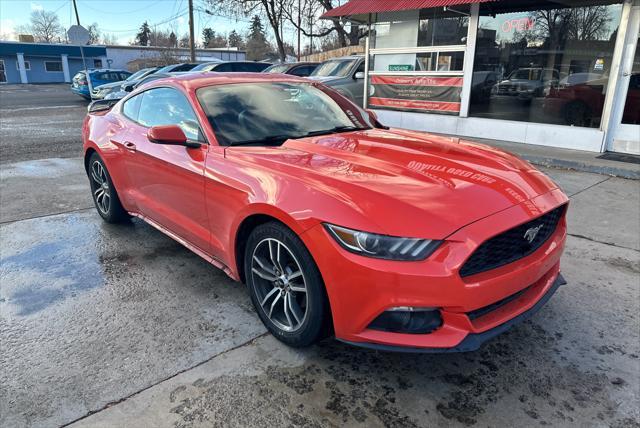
244, 222, 328, 347
88, 152, 129, 223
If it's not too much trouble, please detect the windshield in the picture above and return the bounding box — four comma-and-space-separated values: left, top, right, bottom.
197, 82, 372, 146
263, 64, 289, 73
310, 59, 357, 77
126, 68, 151, 81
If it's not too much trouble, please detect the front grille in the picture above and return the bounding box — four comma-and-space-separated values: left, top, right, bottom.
460, 205, 566, 278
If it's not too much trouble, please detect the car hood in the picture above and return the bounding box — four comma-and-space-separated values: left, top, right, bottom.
227, 128, 559, 239
306, 75, 342, 83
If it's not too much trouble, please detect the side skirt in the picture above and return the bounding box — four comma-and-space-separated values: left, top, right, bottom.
129, 212, 239, 281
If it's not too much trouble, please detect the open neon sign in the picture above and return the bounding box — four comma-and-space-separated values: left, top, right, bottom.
501, 17, 536, 33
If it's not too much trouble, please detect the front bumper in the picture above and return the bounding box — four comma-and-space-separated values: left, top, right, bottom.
301, 188, 568, 352
340, 273, 566, 353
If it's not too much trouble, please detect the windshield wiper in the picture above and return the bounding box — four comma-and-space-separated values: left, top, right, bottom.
228, 126, 365, 147
229, 134, 292, 147
301, 125, 364, 138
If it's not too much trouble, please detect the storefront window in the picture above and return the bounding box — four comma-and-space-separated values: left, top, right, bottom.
372, 8, 469, 50
469, 2, 623, 128
370, 8, 468, 74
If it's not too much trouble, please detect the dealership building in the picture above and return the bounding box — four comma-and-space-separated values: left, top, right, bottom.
324, 0, 639, 154
0, 41, 245, 85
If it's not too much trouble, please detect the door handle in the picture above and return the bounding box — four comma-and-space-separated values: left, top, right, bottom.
123, 141, 136, 151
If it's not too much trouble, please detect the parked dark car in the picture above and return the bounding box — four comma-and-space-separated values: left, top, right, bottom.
156, 63, 200, 73
191, 61, 272, 72
71, 69, 132, 99
92, 67, 161, 100
262, 62, 320, 76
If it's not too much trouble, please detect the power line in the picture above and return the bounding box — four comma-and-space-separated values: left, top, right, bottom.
100, 8, 188, 33
78, 0, 168, 15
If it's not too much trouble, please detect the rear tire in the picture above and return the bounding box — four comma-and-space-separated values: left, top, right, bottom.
244, 222, 328, 347
88, 152, 129, 223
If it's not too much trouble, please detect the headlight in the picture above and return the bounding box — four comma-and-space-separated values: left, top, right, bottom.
324, 224, 441, 261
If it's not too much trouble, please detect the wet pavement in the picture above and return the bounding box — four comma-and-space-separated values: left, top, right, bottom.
0, 156, 637, 428
1, 85, 639, 427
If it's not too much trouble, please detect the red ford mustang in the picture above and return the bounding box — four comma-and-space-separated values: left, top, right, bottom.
83, 73, 568, 352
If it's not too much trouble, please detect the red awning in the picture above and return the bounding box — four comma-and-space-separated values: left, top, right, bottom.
322, 0, 495, 19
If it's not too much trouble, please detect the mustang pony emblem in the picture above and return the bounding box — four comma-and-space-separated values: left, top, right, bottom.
524, 224, 544, 244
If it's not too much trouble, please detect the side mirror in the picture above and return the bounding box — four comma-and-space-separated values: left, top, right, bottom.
147, 125, 200, 148
123, 84, 135, 92
354, 71, 365, 80
366, 109, 378, 122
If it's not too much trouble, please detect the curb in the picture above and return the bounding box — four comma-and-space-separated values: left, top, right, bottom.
521, 155, 640, 180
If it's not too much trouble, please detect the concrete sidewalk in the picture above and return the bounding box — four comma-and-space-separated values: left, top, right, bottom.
452, 135, 640, 180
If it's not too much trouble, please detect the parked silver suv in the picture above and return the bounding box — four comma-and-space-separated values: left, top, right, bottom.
307, 56, 365, 106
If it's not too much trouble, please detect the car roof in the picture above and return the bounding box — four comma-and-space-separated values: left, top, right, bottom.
143, 72, 310, 91
323, 55, 363, 61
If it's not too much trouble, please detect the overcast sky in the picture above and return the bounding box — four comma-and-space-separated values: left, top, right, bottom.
0, 0, 300, 46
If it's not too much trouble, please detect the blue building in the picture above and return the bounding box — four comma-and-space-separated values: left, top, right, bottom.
0, 41, 107, 84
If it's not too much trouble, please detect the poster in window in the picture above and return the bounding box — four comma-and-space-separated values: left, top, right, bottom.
369, 76, 463, 114
437, 55, 452, 72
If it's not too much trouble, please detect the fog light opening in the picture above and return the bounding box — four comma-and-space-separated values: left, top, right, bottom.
368, 307, 443, 334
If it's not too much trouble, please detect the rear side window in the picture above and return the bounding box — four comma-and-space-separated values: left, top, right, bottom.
214, 63, 233, 72
290, 65, 316, 76
122, 93, 142, 121
234, 62, 269, 72
137, 87, 202, 141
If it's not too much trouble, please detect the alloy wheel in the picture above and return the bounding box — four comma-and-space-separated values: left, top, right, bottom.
251, 238, 308, 332
91, 160, 111, 214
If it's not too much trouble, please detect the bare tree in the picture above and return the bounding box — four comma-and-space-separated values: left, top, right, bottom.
87, 23, 101, 45
283, 0, 364, 48
568, 6, 612, 41
101, 33, 118, 45
18, 10, 64, 43
205, 0, 292, 61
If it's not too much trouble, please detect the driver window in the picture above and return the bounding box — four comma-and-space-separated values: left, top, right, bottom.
137, 87, 202, 141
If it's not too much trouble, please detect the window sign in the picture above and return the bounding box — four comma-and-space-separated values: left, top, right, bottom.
369, 76, 463, 114
389, 64, 414, 71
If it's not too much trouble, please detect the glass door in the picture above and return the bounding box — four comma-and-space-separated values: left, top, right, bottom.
611, 5, 640, 154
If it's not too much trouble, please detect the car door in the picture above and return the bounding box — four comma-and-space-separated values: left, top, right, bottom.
123, 86, 211, 253
341, 60, 365, 106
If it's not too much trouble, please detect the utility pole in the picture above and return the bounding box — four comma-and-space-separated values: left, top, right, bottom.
71, 0, 92, 98
297, 0, 301, 60
188, 0, 195, 62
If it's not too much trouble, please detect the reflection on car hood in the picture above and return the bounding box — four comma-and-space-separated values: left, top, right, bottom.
227, 128, 559, 238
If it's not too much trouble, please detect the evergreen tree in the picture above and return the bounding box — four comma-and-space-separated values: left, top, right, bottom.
245, 15, 272, 60
135, 21, 151, 46
228, 29, 244, 49
169, 31, 177, 47
202, 28, 215, 47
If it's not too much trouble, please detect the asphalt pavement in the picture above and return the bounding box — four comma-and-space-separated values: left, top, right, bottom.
0, 84, 88, 164
1, 84, 638, 428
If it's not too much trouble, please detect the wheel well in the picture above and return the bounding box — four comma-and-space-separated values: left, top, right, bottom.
234, 214, 335, 336
235, 214, 283, 284
84, 148, 97, 174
